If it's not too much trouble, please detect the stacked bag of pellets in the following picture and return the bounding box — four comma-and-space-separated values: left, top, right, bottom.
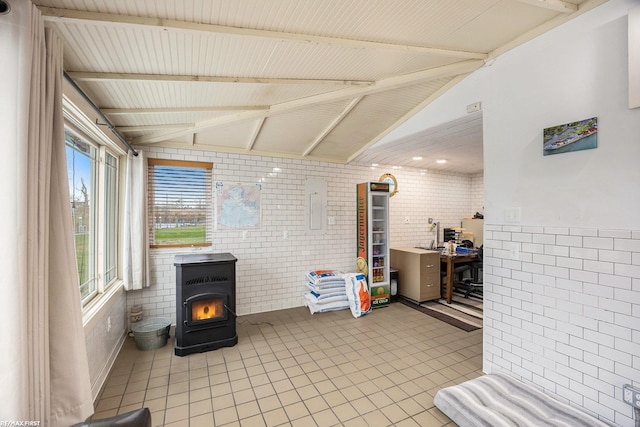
344, 273, 371, 318
304, 270, 349, 314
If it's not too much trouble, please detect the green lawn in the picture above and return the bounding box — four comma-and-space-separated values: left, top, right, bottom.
75, 233, 90, 298
73, 226, 206, 299
155, 225, 206, 244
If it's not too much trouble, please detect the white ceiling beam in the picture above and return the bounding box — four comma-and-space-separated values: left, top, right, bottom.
102, 106, 269, 115
513, 0, 577, 13
66, 71, 373, 86
347, 74, 471, 163
39, 7, 487, 60
490, 0, 608, 59
118, 124, 194, 132
132, 59, 485, 144
303, 97, 363, 157
246, 118, 266, 151
140, 139, 349, 164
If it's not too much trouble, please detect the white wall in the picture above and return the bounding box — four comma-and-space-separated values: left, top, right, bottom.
470, 173, 484, 216
125, 148, 481, 320
483, 0, 640, 229
387, 1, 639, 425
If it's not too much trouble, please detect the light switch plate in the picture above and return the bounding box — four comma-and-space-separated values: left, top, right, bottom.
505, 207, 521, 223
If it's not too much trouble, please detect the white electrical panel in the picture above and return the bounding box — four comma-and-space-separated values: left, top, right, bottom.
305, 179, 327, 235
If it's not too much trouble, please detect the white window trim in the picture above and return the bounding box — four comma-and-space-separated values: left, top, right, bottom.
63, 95, 127, 157
82, 279, 124, 330
63, 95, 127, 315
96, 147, 119, 293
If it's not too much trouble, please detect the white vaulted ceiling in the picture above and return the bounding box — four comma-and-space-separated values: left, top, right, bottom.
35, 0, 607, 173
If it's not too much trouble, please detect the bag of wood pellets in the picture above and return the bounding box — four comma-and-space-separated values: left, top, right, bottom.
345, 273, 371, 318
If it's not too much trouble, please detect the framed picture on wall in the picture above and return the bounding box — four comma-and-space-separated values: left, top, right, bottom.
543, 117, 598, 156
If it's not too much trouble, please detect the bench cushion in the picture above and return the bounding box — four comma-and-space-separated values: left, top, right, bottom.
434, 373, 610, 427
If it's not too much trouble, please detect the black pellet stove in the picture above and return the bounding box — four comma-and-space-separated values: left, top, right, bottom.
174, 252, 238, 356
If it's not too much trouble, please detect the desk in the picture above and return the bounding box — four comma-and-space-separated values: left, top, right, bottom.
440, 253, 478, 304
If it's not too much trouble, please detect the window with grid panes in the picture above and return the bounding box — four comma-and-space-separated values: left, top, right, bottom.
65, 129, 119, 305
147, 159, 213, 248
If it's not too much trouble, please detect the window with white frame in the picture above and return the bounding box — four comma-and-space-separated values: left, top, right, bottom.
65, 128, 120, 305
147, 159, 213, 248
103, 152, 118, 284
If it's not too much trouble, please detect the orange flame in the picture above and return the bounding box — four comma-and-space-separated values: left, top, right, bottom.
191, 298, 223, 321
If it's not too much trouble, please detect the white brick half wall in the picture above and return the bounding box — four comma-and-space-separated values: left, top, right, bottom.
125, 147, 482, 321
484, 224, 640, 427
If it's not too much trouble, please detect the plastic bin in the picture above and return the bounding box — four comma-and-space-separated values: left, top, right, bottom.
455, 246, 477, 254
131, 317, 171, 351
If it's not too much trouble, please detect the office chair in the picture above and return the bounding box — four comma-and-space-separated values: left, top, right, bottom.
459, 239, 474, 248
449, 260, 474, 298
461, 245, 483, 298
71, 408, 151, 427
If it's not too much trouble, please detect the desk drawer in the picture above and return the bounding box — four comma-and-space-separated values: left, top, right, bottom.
390, 248, 441, 302
419, 278, 441, 301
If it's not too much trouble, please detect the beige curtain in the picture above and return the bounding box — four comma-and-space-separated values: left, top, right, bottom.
123, 149, 150, 291
1, 2, 93, 425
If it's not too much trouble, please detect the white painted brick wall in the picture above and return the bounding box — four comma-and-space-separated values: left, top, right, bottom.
484, 224, 640, 427
125, 148, 482, 321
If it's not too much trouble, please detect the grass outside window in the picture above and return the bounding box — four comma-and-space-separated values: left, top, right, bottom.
148, 159, 213, 248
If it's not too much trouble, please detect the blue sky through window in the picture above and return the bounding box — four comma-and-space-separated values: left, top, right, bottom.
66, 142, 93, 243
65, 135, 92, 202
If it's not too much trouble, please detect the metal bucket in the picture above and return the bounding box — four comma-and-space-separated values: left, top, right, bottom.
131, 317, 171, 351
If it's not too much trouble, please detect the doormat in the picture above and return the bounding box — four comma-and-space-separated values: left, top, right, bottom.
398, 298, 482, 332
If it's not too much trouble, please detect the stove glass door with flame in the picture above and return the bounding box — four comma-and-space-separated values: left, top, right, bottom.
186, 294, 228, 327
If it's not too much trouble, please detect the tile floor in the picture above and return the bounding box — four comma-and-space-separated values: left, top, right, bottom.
93, 302, 483, 426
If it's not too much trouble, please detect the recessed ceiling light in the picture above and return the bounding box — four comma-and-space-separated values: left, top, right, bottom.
437, 159, 447, 164
371, 163, 379, 167
412, 156, 423, 161
272, 167, 281, 173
